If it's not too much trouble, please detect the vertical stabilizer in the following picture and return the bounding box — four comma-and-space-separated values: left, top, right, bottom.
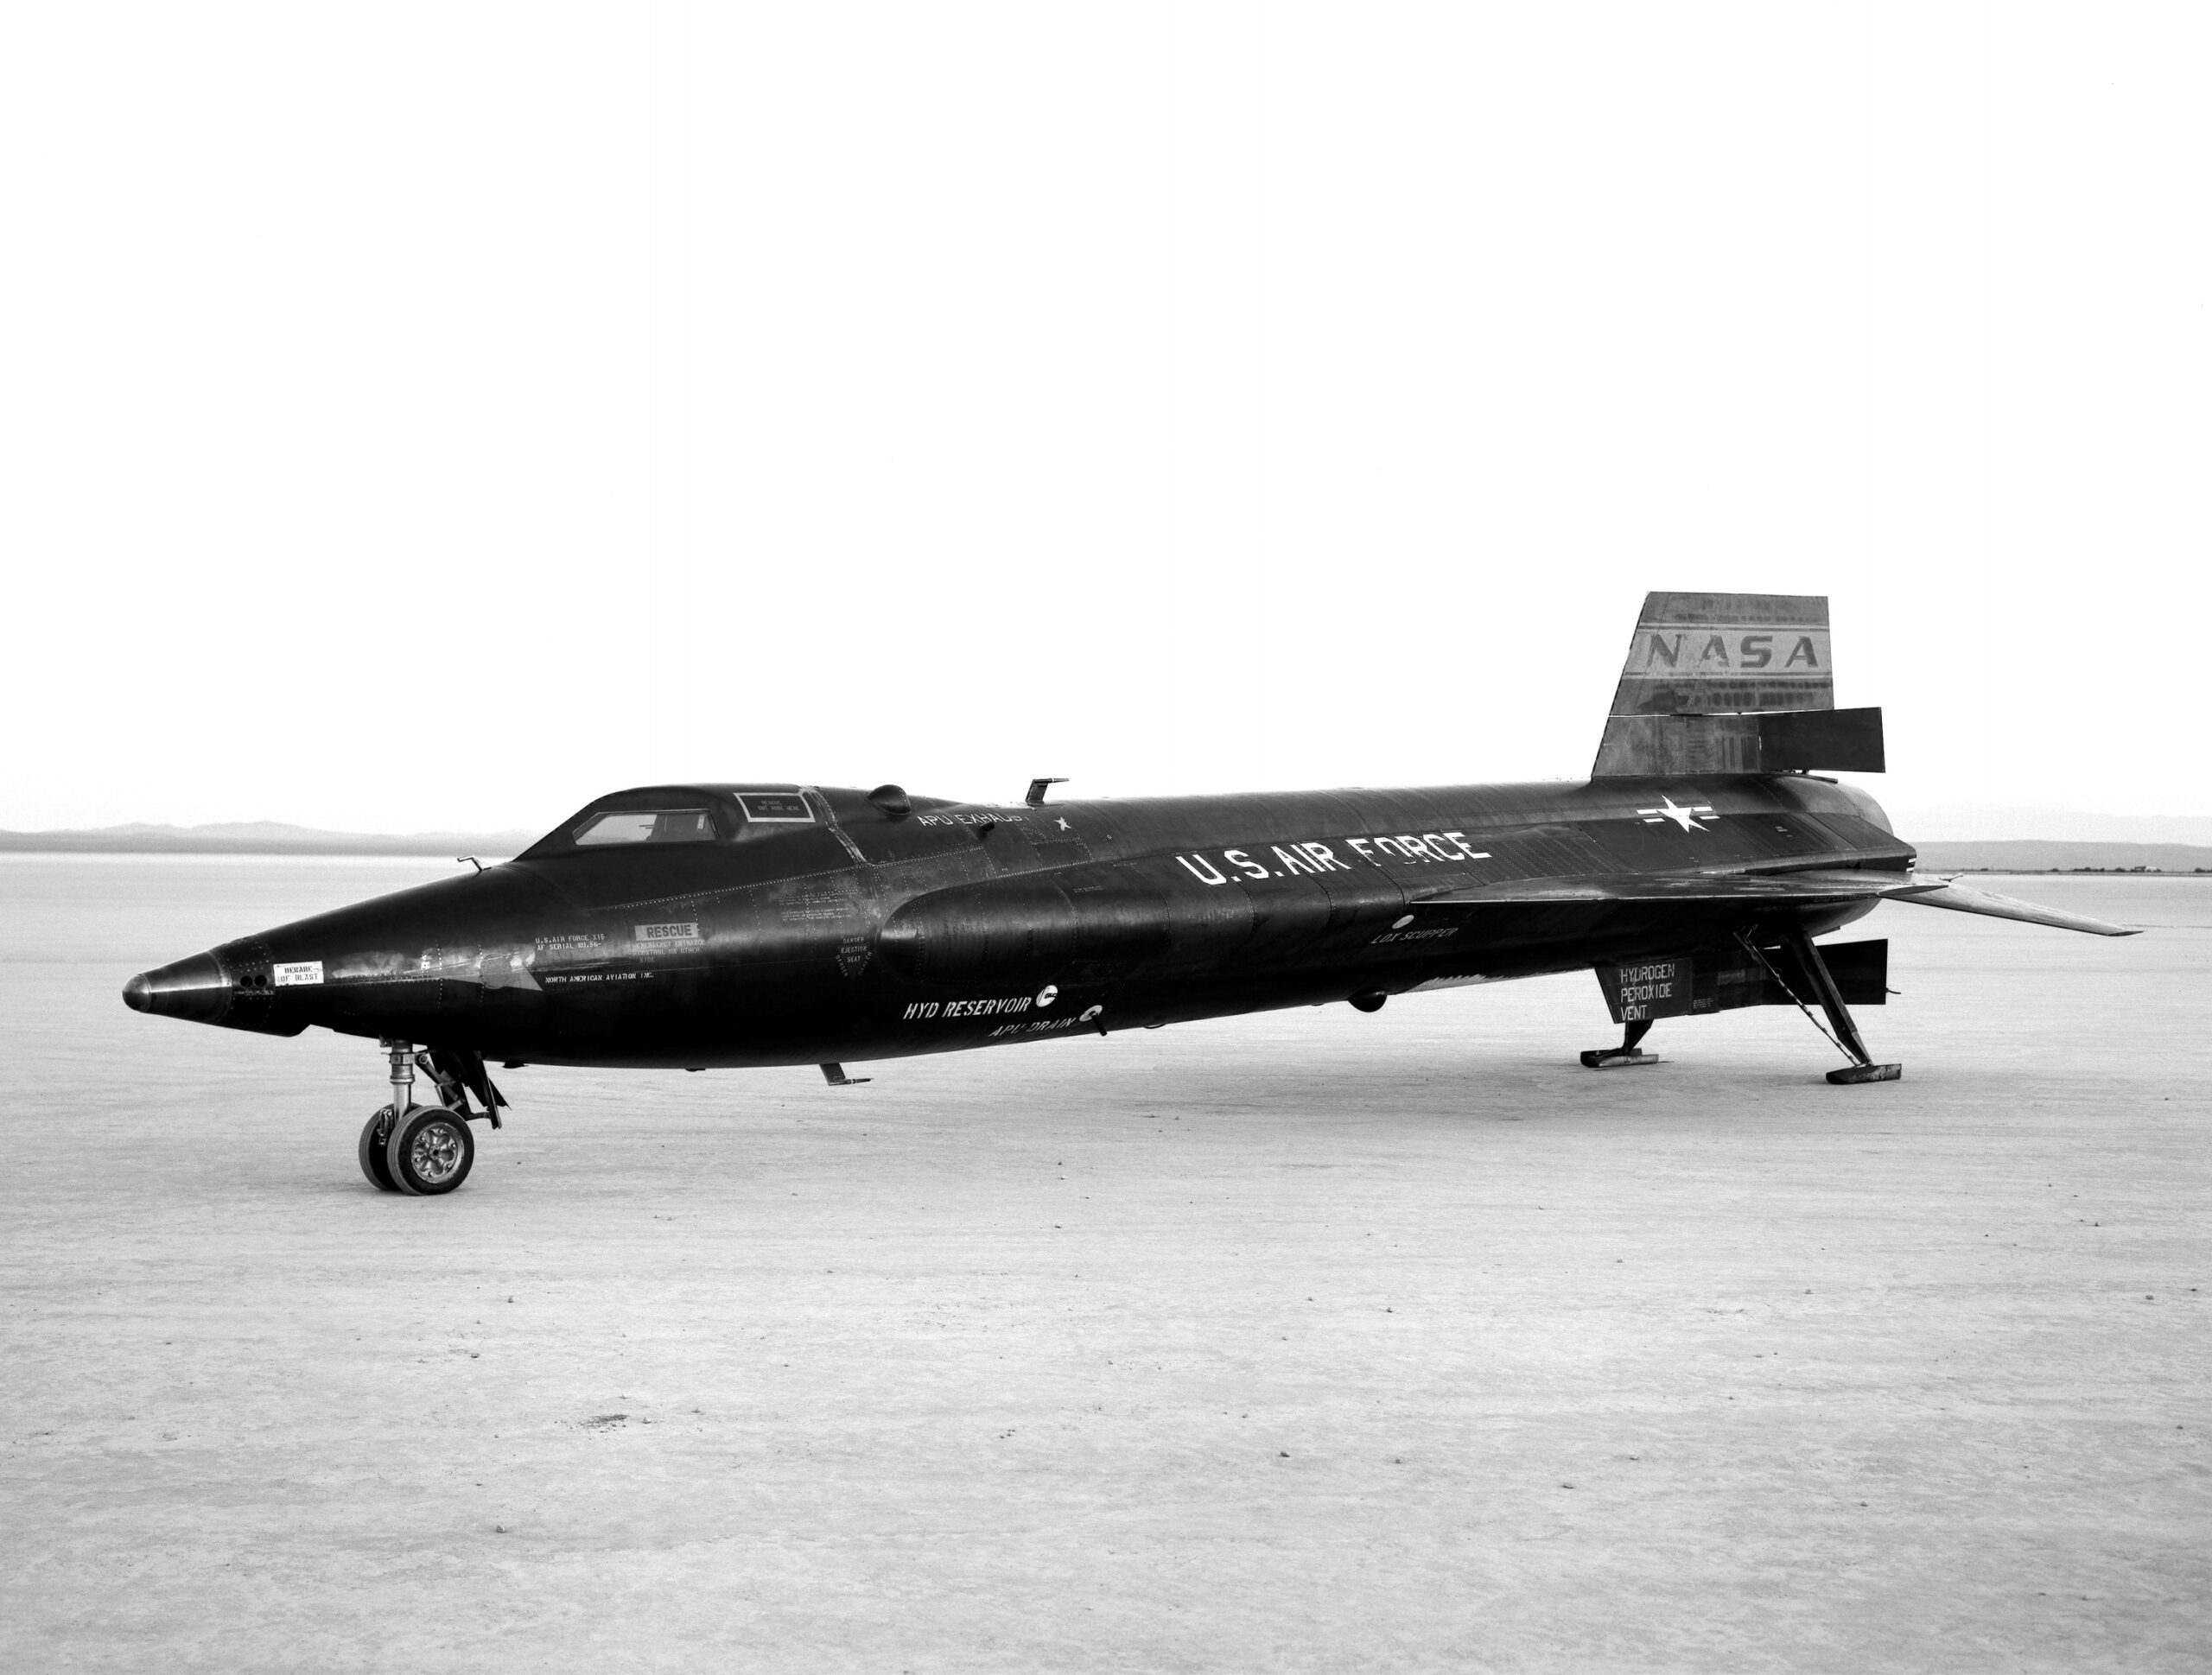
1608, 592, 1832, 717
1594, 593, 1881, 777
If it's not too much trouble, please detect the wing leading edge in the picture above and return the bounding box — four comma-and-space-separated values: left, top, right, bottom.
1407, 870, 2139, 936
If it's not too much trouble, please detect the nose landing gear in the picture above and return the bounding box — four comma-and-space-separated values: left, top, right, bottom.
357, 1040, 504, 1195
385, 1106, 474, 1194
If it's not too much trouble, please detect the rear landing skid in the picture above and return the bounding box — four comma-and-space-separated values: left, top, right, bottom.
1752, 924, 1903, 1086
1581, 1049, 1662, 1069
1580, 1018, 1660, 1069
1580, 930, 1904, 1083
1827, 1061, 1902, 1084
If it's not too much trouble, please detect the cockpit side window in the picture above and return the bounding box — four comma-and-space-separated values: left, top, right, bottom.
573, 808, 719, 847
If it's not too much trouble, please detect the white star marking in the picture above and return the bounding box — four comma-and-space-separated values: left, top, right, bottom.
1055, 817, 1071, 832
1636, 796, 1717, 832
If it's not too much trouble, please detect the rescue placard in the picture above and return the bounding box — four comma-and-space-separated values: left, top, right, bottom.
738, 793, 813, 822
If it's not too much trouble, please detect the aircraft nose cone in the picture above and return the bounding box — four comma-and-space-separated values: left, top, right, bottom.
123, 953, 232, 1024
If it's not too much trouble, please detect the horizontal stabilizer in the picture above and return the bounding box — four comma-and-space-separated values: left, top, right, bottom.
1408, 868, 1910, 909
1885, 878, 2139, 937
1409, 868, 2139, 935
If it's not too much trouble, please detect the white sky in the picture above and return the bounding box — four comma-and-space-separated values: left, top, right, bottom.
3, 4, 2205, 834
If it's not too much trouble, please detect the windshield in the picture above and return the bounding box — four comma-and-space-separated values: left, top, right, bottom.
573, 808, 719, 846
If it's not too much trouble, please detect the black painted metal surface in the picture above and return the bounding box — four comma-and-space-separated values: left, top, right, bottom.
119, 771, 1919, 1069
121, 593, 2132, 1078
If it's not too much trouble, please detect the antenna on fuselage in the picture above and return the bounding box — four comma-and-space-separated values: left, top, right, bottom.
1025, 777, 1067, 807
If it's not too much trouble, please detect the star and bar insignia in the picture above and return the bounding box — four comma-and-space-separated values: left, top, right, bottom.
1637, 795, 1717, 832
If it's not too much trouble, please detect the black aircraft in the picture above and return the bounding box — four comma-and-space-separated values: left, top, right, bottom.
124, 592, 2134, 1196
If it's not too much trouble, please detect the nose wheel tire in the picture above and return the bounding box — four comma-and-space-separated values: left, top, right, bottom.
359, 1107, 400, 1192
385, 1107, 474, 1196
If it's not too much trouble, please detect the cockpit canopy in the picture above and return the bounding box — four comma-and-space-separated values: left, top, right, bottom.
519, 784, 818, 859
574, 808, 718, 847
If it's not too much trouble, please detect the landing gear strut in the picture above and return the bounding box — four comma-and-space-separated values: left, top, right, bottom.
1580, 1017, 1660, 1070
358, 1039, 505, 1195
1759, 924, 1903, 1085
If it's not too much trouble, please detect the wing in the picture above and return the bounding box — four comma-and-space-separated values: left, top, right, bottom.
1407, 869, 2139, 936
1879, 876, 2139, 937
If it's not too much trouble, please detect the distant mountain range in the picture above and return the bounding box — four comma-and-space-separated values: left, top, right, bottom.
3, 821, 2210, 872
0, 821, 537, 857
1890, 806, 2212, 846
1913, 841, 2212, 873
